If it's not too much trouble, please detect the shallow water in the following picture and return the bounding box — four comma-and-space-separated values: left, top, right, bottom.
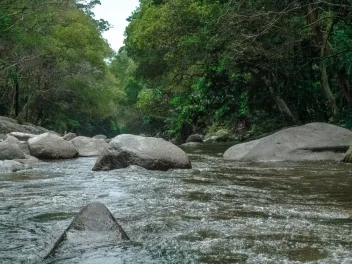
1, 145, 352, 263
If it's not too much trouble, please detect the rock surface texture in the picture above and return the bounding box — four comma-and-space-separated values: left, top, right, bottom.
28, 133, 78, 159
0, 142, 26, 160
63, 132, 77, 141
44, 202, 129, 259
224, 123, 352, 162
70, 136, 108, 157
93, 134, 192, 171
8, 132, 36, 141
0, 116, 47, 135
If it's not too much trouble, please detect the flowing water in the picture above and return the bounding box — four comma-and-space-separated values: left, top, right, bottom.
1, 144, 352, 264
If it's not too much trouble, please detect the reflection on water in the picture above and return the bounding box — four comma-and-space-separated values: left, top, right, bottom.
0, 145, 352, 263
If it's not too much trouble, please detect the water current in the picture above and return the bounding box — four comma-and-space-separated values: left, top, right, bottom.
0, 144, 352, 263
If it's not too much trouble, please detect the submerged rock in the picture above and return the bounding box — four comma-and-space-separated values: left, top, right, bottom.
28, 133, 78, 159
181, 142, 203, 147
44, 202, 129, 259
70, 136, 108, 157
93, 134, 192, 171
224, 123, 352, 162
0, 160, 25, 173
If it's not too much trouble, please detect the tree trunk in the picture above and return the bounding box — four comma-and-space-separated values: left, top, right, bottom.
320, 58, 338, 118
337, 69, 350, 106
14, 78, 19, 118
268, 85, 297, 123
306, 3, 339, 120
263, 76, 297, 123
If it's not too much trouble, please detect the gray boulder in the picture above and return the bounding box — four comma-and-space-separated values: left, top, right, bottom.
8, 132, 36, 141
3, 135, 30, 155
93, 134, 192, 171
63, 132, 77, 141
70, 136, 108, 157
0, 142, 26, 160
186, 134, 203, 143
3, 135, 20, 145
44, 202, 129, 260
92, 134, 107, 140
28, 133, 78, 159
0, 116, 48, 135
224, 123, 352, 162
0, 160, 25, 173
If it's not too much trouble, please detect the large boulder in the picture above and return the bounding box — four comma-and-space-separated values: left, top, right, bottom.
224, 123, 352, 162
0, 141, 26, 160
28, 133, 78, 159
93, 134, 192, 171
0, 160, 25, 173
70, 136, 108, 157
44, 202, 129, 260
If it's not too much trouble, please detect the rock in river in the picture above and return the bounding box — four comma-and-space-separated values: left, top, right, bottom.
0, 160, 25, 173
223, 123, 352, 162
93, 134, 192, 171
28, 133, 78, 159
0, 141, 26, 160
70, 136, 108, 157
44, 202, 129, 259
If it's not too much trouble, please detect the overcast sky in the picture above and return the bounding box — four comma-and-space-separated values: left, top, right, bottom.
93, 0, 139, 51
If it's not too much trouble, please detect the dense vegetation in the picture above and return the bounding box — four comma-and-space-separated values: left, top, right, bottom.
2, 0, 352, 139
114, 0, 352, 139
0, 0, 122, 136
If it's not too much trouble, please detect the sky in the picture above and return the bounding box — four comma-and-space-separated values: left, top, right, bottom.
93, 0, 140, 51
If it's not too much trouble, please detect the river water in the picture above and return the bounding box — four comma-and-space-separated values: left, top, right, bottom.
1, 144, 352, 263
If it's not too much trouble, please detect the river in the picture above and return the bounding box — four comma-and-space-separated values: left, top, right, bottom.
1, 144, 352, 263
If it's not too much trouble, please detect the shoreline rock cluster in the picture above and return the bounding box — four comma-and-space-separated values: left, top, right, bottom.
0, 116, 192, 173
1, 116, 352, 173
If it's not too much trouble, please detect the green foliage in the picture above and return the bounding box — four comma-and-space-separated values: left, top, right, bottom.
118, 0, 352, 138
0, 0, 123, 136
